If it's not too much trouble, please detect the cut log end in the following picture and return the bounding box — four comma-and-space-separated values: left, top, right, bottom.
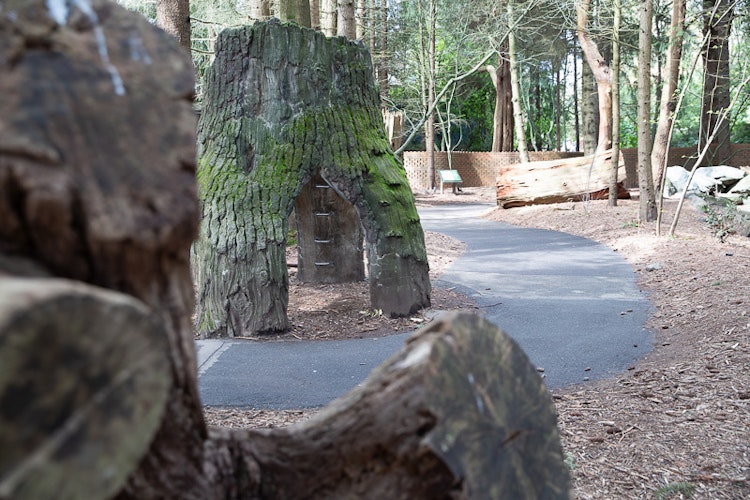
0, 278, 171, 500
206, 312, 570, 499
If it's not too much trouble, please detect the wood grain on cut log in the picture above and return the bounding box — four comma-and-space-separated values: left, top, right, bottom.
193, 19, 430, 338
0, 278, 170, 500
204, 313, 570, 499
496, 149, 629, 208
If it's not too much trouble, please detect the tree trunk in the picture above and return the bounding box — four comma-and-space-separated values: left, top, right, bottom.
651, 0, 685, 196
580, 53, 598, 155
425, 0, 437, 189
609, 0, 622, 206
700, 0, 733, 165
355, 0, 366, 39
555, 61, 562, 151
320, 0, 337, 35
638, 0, 657, 222
377, 0, 389, 101
337, 0, 356, 38
508, 0, 529, 163
0, 3, 209, 496
310, 0, 320, 29
573, 45, 584, 151
193, 20, 431, 337
280, 0, 312, 27
248, 0, 272, 20
577, 0, 612, 153
156, 0, 191, 52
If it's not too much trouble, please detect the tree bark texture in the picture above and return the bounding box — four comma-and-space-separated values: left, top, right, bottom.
651, 0, 685, 195
700, 0, 733, 165
487, 47, 514, 152
156, 0, 191, 52
193, 20, 431, 338
320, 0, 337, 36
577, 0, 612, 153
0, 2, 209, 496
337, 0, 356, 39
638, 0, 657, 222
203, 313, 570, 499
280, 0, 312, 28
580, 55, 598, 155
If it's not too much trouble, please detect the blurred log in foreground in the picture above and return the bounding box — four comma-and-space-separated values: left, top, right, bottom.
205, 313, 571, 499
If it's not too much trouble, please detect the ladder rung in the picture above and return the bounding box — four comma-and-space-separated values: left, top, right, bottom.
314, 239, 332, 243
314, 212, 331, 216
314, 261, 333, 266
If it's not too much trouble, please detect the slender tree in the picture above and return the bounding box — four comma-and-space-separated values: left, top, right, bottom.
320, 0, 337, 35
576, 0, 612, 153
637, 0, 657, 222
507, 0, 529, 162
700, 0, 734, 164
338, 0, 356, 38
608, 0, 622, 206
651, 0, 686, 196
280, 0, 311, 26
156, 0, 191, 52
486, 46, 514, 152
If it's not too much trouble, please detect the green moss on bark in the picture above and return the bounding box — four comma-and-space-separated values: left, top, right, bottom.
193, 20, 430, 337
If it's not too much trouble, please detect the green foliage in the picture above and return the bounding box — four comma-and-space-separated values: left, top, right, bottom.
655, 482, 696, 500
700, 197, 741, 242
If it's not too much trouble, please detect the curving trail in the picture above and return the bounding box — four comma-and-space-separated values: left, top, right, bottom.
197, 204, 652, 409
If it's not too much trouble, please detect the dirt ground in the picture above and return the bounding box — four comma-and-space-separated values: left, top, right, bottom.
204, 187, 750, 499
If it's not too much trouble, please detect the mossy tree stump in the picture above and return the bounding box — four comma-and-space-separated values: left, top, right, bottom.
193, 20, 431, 338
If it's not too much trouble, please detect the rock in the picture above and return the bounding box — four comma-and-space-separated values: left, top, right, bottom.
645, 263, 662, 272
665, 165, 747, 197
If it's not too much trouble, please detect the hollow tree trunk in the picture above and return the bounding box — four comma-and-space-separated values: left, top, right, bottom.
295, 174, 365, 283
285, 0, 367, 286
193, 20, 431, 338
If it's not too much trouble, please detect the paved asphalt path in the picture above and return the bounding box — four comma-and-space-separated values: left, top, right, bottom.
197, 203, 652, 409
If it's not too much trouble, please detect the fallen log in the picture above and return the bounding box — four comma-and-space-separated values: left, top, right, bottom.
0, 278, 171, 500
204, 313, 571, 499
496, 149, 630, 208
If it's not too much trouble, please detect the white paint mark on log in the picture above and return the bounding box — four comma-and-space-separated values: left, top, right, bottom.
46, 0, 69, 24
45, 0, 126, 96
393, 341, 431, 370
